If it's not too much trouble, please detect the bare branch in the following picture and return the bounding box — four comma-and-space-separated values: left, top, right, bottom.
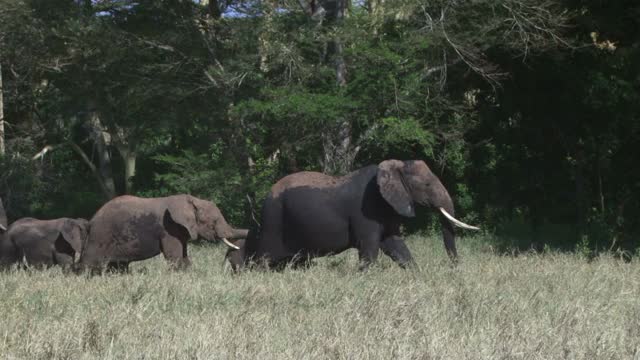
441, 8, 507, 89
32, 145, 56, 160
68, 141, 115, 199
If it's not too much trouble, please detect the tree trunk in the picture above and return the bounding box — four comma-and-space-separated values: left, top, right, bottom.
320, 0, 355, 175
367, 0, 385, 33
201, 0, 222, 19
85, 104, 117, 199
259, 0, 277, 73
596, 149, 606, 214
0, 63, 5, 157
69, 141, 116, 200
574, 147, 588, 237
120, 148, 137, 195
111, 124, 137, 195
322, 119, 355, 175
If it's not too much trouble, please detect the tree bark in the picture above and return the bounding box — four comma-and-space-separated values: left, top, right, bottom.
259, 0, 277, 73
367, 0, 388, 34
201, 0, 222, 19
574, 147, 588, 237
119, 147, 137, 195
321, 0, 354, 175
107, 122, 138, 195
86, 104, 117, 199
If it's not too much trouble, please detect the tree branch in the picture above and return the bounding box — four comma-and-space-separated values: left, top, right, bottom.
68, 141, 116, 199
32, 145, 55, 160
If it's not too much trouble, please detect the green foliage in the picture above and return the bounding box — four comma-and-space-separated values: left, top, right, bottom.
0, 154, 43, 220
1, 0, 639, 254
359, 117, 436, 160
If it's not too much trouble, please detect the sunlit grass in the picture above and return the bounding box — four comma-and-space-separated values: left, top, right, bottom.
0, 235, 638, 359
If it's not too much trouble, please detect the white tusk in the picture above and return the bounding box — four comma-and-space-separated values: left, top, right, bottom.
0, 224, 6, 231
222, 237, 240, 250
439, 208, 481, 230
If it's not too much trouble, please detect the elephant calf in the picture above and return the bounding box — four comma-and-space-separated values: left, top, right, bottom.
0, 217, 89, 268
78, 194, 248, 272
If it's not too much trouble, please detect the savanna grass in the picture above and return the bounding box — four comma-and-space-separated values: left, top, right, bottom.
0, 235, 638, 359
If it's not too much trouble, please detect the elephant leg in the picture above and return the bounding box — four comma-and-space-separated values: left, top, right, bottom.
22, 247, 52, 269
52, 252, 74, 267
352, 220, 383, 270
357, 235, 381, 271
0, 240, 20, 270
160, 235, 190, 270
380, 236, 415, 269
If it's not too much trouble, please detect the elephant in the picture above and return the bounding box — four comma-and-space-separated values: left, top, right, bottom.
0, 198, 8, 265
77, 194, 248, 272
224, 160, 479, 270
1, 217, 89, 269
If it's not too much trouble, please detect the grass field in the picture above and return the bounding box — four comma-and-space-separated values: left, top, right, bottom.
0, 235, 639, 359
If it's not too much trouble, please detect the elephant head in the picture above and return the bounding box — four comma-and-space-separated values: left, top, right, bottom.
165, 195, 247, 247
377, 160, 479, 260
0, 198, 7, 232
224, 238, 246, 272
54, 218, 90, 263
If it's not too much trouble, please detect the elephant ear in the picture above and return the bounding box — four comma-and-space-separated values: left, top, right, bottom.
58, 219, 84, 254
54, 233, 77, 261
377, 160, 415, 218
165, 197, 198, 240
0, 198, 7, 232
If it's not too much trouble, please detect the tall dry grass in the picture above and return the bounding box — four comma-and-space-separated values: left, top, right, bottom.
0, 235, 638, 359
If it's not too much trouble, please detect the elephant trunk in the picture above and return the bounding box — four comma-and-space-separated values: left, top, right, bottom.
432, 189, 480, 262
223, 238, 246, 272
230, 228, 249, 239
437, 196, 458, 262
214, 219, 248, 250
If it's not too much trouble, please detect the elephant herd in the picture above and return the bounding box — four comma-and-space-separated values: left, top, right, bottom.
0, 159, 480, 274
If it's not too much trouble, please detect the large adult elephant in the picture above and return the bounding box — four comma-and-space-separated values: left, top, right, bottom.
225, 160, 479, 270
1, 217, 89, 268
78, 194, 248, 272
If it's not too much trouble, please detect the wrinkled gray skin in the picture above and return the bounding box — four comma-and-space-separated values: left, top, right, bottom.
226, 160, 477, 271
79, 195, 248, 272
0, 216, 89, 269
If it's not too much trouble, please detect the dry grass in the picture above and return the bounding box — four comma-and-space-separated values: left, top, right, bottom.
0, 235, 639, 359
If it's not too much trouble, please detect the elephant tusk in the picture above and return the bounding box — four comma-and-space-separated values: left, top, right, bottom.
439, 208, 480, 230
222, 237, 240, 250
0, 224, 6, 231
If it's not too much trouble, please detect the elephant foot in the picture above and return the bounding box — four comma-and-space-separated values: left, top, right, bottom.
168, 257, 191, 271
